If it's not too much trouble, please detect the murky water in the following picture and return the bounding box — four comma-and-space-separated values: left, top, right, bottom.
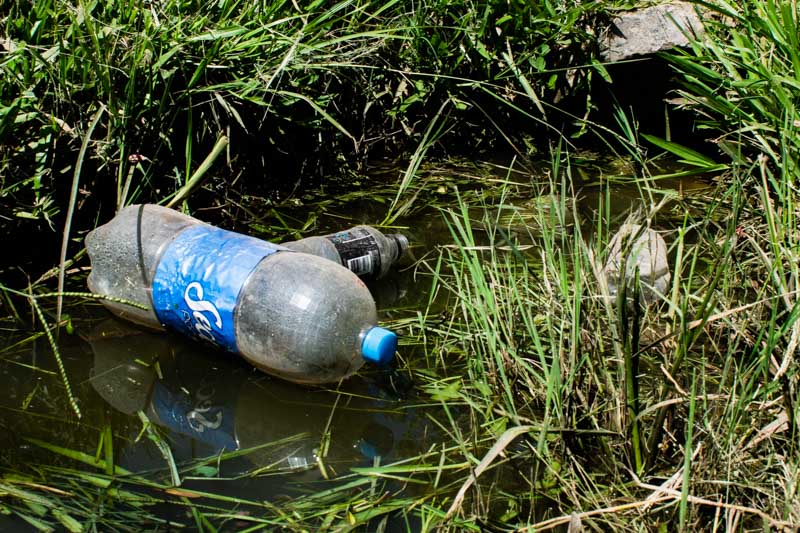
0, 276, 438, 530
0, 158, 714, 529
0, 174, 453, 530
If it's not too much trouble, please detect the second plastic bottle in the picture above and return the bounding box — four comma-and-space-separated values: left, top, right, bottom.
85, 204, 397, 384
283, 227, 408, 279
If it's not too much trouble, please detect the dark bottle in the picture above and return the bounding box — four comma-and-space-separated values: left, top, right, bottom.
282, 226, 409, 280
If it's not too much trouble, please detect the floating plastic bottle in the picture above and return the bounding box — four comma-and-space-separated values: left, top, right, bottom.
85, 204, 397, 384
282, 226, 409, 280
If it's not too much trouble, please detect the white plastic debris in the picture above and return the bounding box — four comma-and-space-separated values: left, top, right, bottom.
604, 223, 670, 304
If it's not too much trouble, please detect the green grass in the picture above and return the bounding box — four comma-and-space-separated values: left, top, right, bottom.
386, 0, 800, 526
400, 153, 798, 529
2, 157, 798, 531
3, 0, 800, 531
0, 0, 617, 233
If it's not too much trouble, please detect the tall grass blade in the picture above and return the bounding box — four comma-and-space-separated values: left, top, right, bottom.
384, 99, 452, 224
29, 298, 80, 418
679, 371, 697, 529
24, 437, 131, 475
640, 133, 727, 170
137, 411, 181, 487
165, 134, 229, 209
445, 425, 535, 519
56, 104, 105, 329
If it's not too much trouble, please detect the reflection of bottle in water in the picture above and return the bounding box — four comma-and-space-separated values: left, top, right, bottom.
88, 320, 392, 472
149, 377, 238, 451
151, 375, 329, 471
87, 318, 161, 415
85, 204, 397, 384
366, 275, 409, 310
283, 226, 409, 280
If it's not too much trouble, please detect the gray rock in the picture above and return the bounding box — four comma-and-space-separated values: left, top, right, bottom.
604, 223, 670, 304
601, 2, 704, 62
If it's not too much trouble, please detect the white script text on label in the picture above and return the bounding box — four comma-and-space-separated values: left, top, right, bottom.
184, 282, 223, 342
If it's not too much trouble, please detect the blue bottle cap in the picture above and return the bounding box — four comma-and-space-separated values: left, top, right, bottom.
361, 327, 397, 366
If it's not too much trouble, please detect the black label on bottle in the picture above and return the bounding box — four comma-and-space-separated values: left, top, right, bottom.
326, 228, 380, 278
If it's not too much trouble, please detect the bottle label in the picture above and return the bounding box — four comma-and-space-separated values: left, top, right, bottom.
152, 225, 286, 352
325, 228, 380, 277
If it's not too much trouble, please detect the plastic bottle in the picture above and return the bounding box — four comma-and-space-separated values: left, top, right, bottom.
85, 204, 397, 384
282, 227, 409, 279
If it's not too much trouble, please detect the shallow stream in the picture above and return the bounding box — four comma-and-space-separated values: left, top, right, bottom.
0, 157, 714, 530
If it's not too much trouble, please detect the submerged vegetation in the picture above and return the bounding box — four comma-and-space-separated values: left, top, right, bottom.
2, 0, 800, 531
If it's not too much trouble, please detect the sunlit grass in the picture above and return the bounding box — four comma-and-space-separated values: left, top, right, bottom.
2, 0, 800, 530
407, 150, 798, 529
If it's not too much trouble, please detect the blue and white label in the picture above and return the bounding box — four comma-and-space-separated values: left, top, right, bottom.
151, 381, 237, 451
152, 224, 285, 352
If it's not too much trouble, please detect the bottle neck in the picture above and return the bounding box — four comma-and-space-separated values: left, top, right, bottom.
389, 234, 408, 262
